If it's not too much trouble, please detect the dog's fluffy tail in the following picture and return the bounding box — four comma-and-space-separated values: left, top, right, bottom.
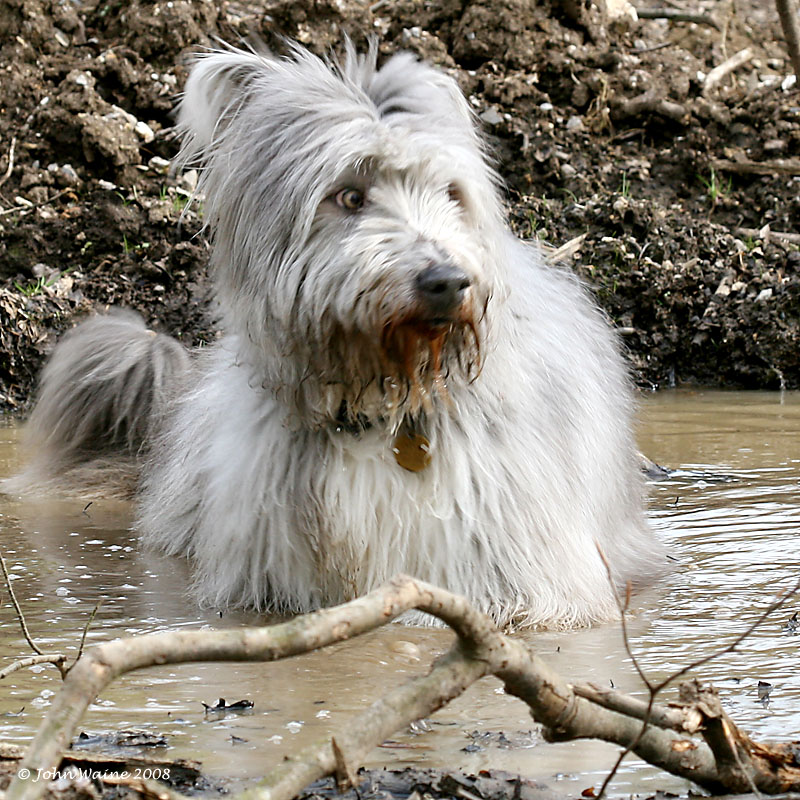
7, 310, 190, 496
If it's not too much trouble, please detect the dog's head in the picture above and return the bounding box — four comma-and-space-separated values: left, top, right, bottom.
177, 43, 506, 428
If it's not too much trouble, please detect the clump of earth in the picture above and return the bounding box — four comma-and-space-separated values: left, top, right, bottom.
0, 0, 798, 410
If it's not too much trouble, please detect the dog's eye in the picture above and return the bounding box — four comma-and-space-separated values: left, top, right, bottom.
447, 183, 466, 208
335, 188, 365, 212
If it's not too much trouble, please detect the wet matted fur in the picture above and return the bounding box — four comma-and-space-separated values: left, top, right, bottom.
7, 44, 667, 629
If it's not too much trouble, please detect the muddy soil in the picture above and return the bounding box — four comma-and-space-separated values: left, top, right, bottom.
0, 0, 798, 408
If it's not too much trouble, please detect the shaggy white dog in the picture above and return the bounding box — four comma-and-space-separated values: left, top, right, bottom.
9, 44, 666, 629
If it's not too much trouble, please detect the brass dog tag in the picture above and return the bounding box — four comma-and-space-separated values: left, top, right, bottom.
392, 432, 432, 472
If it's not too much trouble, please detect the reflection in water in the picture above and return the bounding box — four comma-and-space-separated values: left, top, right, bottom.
1, 390, 799, 794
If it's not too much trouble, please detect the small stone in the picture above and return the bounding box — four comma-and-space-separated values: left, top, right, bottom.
27, 186, 49, 203
612, 196, 629, 214
566, 115, 584, 132
756, 288, 773, 302
178, 169, 198, 192
148, 156, 170, 174
479, 107, 503, 126
50, 163, 81, 187
606, 0, 638, 24
134, 120, 155, 143
764, 139, 786, 154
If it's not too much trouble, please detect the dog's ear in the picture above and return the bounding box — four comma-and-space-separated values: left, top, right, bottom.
177, 49, 270, 162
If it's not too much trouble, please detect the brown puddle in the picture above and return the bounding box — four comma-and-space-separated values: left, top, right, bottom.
1, 389, 799, 794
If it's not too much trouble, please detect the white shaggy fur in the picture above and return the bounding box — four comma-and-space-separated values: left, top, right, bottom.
9, 44, 666, 629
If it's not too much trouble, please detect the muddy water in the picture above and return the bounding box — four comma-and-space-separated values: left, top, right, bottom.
1, 390, 799, 794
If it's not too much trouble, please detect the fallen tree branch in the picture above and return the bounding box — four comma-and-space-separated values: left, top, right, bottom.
636, 7, 720, 28
0, 187, 73, 217
736, 226, 800, 245
613, 89, 688, 122
7, 575, 800, 800
7, 577, 497, 800
546, 232, 588, 264
702, 48, 754, 96
710, 157, 800, 176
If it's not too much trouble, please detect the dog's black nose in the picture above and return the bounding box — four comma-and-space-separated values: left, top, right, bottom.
415, 263, 471, 319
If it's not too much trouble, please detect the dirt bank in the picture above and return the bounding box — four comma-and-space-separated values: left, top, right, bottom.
0, 0, 798, 409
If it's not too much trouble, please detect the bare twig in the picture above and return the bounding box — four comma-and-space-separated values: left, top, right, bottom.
651, 578, 800, 694
0, 654, 68, 680
0, 550, 43, 656
776, 0, 800, 79
711, 157, 800, 176
74, 600, 103, 665
702, 48, 754, 96
546, 232, 588, 264
735, 226, 800, 245
636, 7, 719, 28
0, 135, 17, 192
593, 550, 654, 798
0, 187, 73, 217
613, 90, 688, 122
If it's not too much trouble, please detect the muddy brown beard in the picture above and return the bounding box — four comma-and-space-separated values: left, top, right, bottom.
288, 302, 485, 430
380, 316, 482, 395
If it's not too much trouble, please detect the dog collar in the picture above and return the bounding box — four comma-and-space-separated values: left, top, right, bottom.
333, 404, 431, 472
334, 403, 372, 436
